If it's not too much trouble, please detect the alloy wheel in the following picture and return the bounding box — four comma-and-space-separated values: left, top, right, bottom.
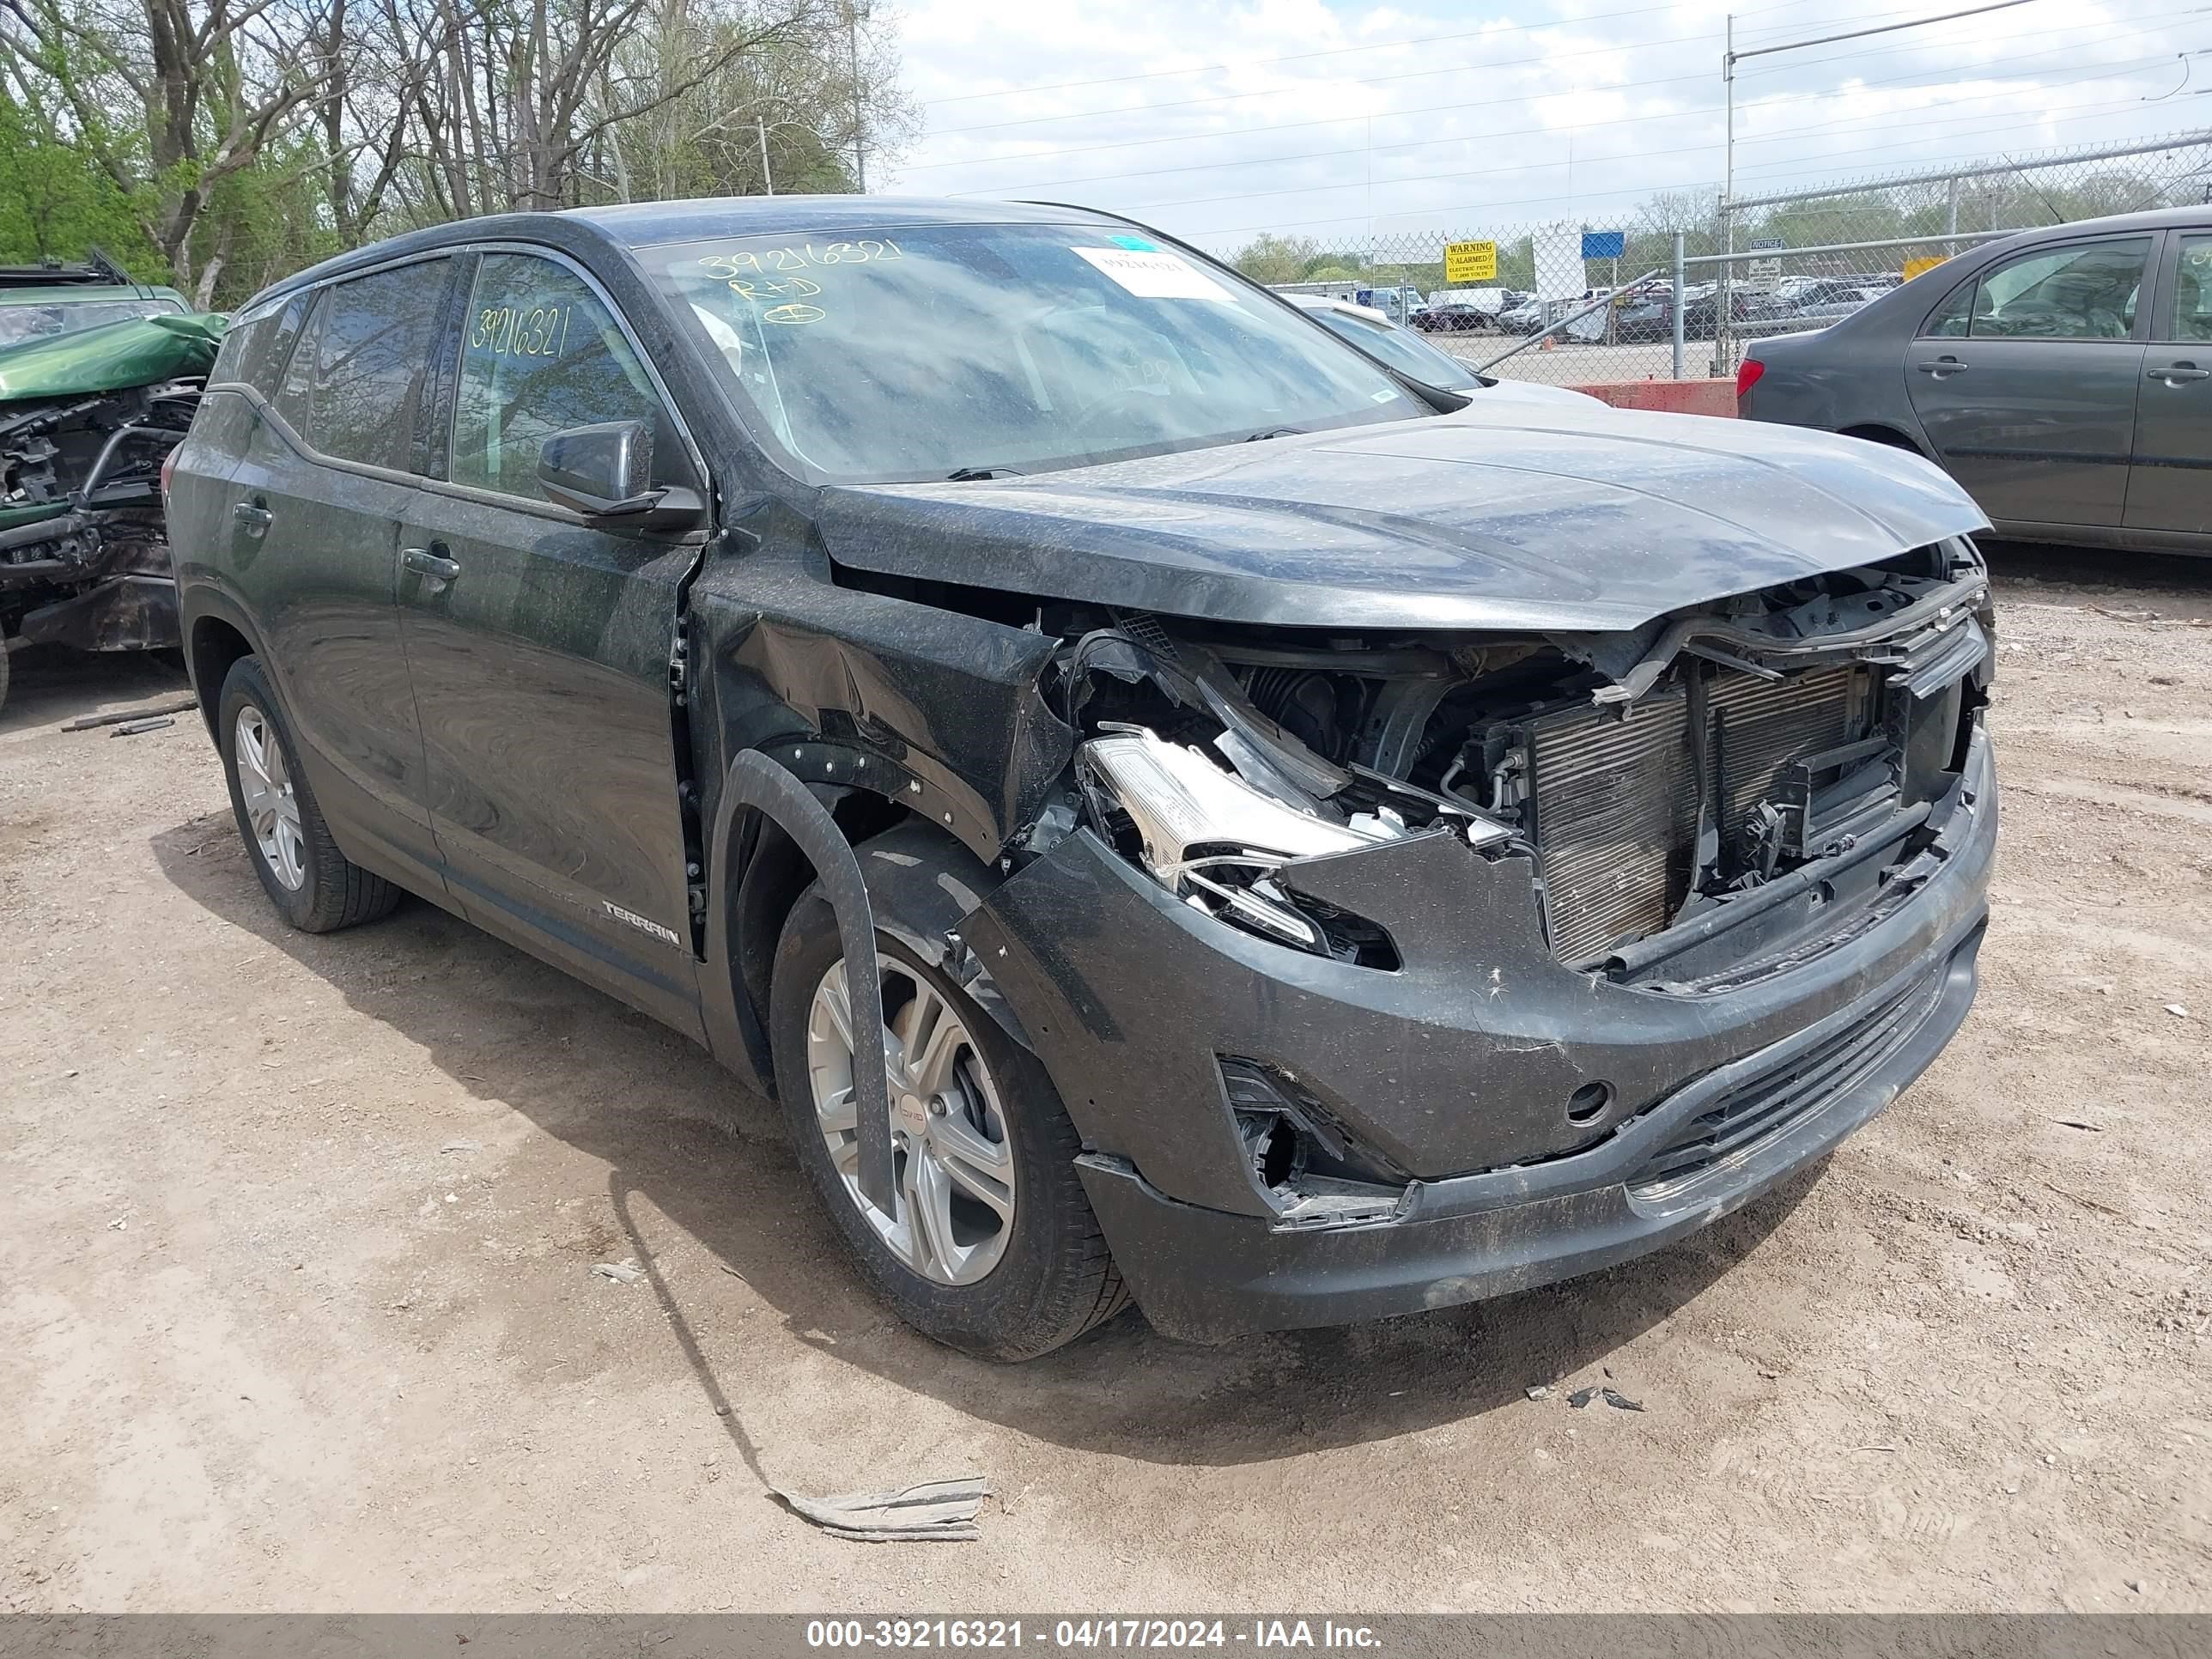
805, 957, 1016, 1285
234, 704, 306, 891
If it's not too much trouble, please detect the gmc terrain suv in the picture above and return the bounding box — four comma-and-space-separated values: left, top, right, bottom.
167, 199, 1998, 1358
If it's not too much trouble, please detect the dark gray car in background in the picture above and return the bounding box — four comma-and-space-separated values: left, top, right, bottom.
1738, 206, 2212, 553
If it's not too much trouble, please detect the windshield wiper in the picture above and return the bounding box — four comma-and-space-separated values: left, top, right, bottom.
945, 465, 1025, 481
1240, 426, 1304, 442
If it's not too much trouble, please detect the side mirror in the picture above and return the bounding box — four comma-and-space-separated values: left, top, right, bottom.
537, 420, 703, 532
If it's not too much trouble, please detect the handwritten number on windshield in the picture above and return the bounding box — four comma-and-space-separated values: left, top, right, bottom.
697, 240, 901, 280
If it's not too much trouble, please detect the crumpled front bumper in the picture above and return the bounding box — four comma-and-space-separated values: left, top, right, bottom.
960, 728, 1996, 1343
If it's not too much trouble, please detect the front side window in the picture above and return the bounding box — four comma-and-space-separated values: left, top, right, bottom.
311, 259, 450, 470
647, 223, 1424, 483
450, 252, 668, 501
2168, 235, 2212, 343
1964, 238, 2148, 340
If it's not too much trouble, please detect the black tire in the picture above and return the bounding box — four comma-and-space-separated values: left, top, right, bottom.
217, 654, 401, 933
769, 887, 1128, 1360
0, 640, 11, 718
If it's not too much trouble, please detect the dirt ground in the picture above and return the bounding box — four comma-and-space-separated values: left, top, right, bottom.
3, 544, 2209, 1615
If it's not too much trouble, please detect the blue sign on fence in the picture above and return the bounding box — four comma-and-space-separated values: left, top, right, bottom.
1581, 230, 1626, 260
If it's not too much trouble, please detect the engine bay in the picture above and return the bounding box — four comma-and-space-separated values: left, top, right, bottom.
1047, 539, 1991, 975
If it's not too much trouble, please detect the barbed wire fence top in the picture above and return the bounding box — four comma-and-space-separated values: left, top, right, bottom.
1243, 127, 2212, 386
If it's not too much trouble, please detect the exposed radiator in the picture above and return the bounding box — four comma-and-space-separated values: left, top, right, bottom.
1528, 664, 1875, 964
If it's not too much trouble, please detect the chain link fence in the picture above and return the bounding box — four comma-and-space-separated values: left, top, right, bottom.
1250, 127, 2212, 387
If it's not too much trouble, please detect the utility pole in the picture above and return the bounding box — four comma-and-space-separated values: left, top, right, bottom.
848, 0, 867, 192
758, 115, 775, 196
1721, 14, 1735, 374
1719, 0, 2043, 368
1724, 0, 2045, 201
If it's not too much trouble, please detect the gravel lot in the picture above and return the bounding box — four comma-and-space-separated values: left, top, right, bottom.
3, 546, 2209, 1614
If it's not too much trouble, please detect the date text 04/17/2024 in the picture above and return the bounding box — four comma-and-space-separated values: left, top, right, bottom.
804, 1620, 1385, 1650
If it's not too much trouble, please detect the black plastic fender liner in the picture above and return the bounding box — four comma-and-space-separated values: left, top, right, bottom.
719, 749, 896, 1212
853, 819, 1032, 1054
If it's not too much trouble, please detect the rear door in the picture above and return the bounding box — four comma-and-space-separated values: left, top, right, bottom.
2124, 229, 2212, 537
1905, 234, 2153, 529
228, 258, 458, 890
395, 246, 707, 1033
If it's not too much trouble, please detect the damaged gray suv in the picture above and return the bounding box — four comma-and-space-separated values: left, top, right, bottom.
166, 199, 1997, 1358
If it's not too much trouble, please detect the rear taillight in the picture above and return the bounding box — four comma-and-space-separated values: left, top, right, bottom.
1735, 358, 1766, 400
160, 445, 179, 503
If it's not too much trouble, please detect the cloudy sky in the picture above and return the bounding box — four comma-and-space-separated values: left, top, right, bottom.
881, 0, 2210, 254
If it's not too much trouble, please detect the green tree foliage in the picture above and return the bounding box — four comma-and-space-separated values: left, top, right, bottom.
0, 0, 911, 307
0, 96, 160, 273
1231, 233, 1323, 284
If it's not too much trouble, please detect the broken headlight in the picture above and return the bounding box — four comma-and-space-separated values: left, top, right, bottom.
1078, 726, 1407, 959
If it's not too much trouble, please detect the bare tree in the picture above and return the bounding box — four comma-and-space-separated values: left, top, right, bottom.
0, 0, 338, 301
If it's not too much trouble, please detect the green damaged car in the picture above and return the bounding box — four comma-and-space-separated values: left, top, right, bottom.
1, 253, 223, 714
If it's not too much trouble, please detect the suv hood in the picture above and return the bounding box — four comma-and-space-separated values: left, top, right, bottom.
815, 404, 1989, 632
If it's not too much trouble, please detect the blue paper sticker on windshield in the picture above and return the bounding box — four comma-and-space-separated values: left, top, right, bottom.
1109, 234, 1158, 251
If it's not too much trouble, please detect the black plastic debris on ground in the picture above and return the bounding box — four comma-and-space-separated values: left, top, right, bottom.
1567, 1383, 1644, 1412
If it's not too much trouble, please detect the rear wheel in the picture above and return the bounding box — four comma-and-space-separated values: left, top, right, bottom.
769, 886, 1127, 1359
218, 655, 400, 933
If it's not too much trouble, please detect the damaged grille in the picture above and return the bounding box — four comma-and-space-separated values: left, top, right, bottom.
1626, 962, 1947, 1203
1528, 665, 1875, 965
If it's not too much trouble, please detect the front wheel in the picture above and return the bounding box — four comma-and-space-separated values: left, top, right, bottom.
218, 655, 401, 933
769, 888, 1127, 1359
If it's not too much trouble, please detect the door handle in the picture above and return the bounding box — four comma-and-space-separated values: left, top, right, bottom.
2147, 363, 2210, 384
402, 544, 461, 589
1916, 358, 1968, 378
232, 501, 273, 533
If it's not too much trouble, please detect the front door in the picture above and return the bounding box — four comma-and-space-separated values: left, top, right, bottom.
1906, 234, 2153, 529
396, 247, 707, 1033
234, 259, 457, 891
2125, 229, 2212, 537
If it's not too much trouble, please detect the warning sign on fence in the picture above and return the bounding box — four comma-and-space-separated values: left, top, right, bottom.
1443, 240, 1498, 283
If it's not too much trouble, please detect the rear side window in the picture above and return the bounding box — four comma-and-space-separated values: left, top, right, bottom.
274, 292, 321, 431
211, 293, 311, 396
309, 259, 451, 471
1954, 237, 2149, 341
1922, 279, 1973, 337
449, 252, 672, 502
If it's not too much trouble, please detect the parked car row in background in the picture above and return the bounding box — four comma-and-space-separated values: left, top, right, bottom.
1395, 267, 1910, 347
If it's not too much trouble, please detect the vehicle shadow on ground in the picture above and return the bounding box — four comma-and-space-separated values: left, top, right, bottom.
1980, 540, 2212, 621
0, 642, 192, 740
152, 814, 1816, 1470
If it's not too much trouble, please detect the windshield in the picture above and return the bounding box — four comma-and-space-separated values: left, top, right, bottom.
1303, 305, 1480, 391
0, 297, 182, 348
647, 224, 1425, 483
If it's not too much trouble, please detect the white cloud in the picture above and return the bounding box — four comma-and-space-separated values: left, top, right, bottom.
881, 0, 2209, 253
